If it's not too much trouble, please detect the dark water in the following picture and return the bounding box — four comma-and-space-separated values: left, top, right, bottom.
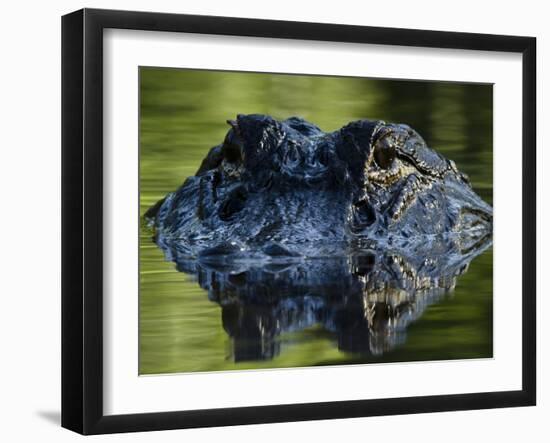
139, 68, 493, 375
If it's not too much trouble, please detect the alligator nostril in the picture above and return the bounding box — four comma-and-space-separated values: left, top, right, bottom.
219, 187, 248, 221
351, 199, 376, 232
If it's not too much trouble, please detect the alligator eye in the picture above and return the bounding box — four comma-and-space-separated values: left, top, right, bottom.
219, 187, 247, 221
373, 135, 396, 169
222, 121, 244, 163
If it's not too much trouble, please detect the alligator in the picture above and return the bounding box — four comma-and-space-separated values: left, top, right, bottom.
146, 114, 492, 259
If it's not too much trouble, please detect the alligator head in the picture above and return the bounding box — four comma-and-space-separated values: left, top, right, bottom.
146, 114, 492, 259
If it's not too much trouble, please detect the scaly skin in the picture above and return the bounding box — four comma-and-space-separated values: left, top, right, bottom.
146, 114, 492, 259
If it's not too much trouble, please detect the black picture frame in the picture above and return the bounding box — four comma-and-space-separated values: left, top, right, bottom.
61, 8, 537, 435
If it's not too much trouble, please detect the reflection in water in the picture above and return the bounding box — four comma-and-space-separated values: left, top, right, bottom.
154, 234, 491, 362
139, 68, 493, 374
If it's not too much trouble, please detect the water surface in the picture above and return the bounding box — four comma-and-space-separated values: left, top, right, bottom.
139, 68, 493, 374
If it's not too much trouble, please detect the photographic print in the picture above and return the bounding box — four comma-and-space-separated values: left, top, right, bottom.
139, 67, 493, 375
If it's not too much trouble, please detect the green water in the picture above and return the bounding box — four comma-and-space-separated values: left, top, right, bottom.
139, 67, 493, 375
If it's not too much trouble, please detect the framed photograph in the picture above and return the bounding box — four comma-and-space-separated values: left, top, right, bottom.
61, 8, 536, 435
